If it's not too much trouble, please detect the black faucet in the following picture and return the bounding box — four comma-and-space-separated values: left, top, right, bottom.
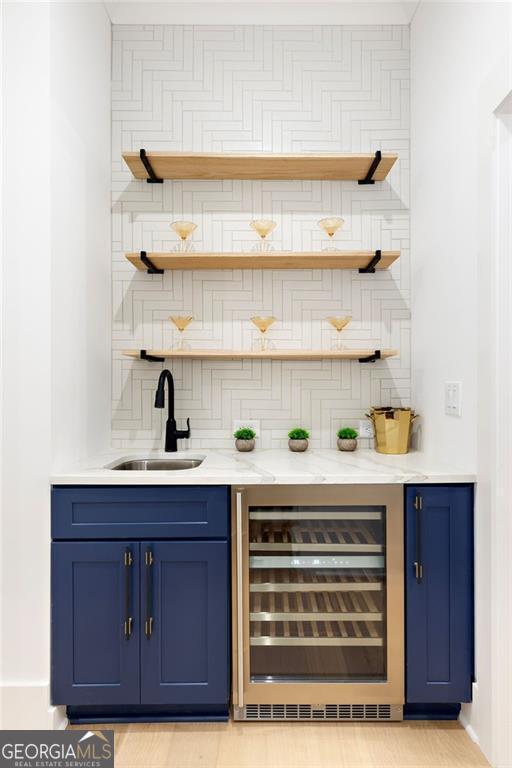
154, 369, 191, 452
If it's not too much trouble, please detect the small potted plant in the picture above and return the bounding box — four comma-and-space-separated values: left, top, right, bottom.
288, 427, 310, 452
234, 426, 256, 452
337, 427, 358, 452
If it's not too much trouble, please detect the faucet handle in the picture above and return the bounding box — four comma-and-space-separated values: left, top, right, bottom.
176, 418, 191, 439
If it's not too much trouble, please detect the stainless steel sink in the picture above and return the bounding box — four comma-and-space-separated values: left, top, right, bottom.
110, 458, 204, 471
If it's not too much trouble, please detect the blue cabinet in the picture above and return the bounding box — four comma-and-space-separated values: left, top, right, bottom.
51, 541, 140, 705
405, 485, 473, 704
51, 486, 230, 721
141, 541, 229, 705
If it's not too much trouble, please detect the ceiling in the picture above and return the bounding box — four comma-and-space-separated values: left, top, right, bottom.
105, 1, 421, 26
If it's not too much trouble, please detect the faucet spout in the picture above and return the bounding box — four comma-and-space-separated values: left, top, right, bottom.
155, 369, 175, 418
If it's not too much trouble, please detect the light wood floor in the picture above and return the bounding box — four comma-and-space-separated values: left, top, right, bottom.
69, 720, 488, 768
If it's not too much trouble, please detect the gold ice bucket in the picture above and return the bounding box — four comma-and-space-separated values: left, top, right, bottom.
367, 407, 417, 455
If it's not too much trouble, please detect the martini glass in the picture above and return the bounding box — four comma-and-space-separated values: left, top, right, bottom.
251, 316, 276, 351
250, 220, 277, 252
318, 217, 344, 251
327, 316, 352, 350
171, 221, 197, 252
169, 315, 193, 350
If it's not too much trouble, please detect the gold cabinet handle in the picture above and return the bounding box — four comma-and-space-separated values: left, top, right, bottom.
414, 494, 423, 583
124, 548, 133, 639
145, 547, 154, 638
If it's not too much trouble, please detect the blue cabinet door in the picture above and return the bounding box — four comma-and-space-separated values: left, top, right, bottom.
51, 541, 140, 705
140, 541, 229, 706
406, 485, 473, 703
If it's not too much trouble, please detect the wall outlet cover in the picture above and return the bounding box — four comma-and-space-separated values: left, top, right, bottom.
445, 382, 462, 417
358, 419, 374, 439
233, 419, 260, 438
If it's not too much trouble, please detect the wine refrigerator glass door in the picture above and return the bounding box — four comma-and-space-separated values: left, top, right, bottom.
233, 485, 404, 708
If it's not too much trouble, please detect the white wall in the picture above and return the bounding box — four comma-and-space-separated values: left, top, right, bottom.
412, 5, 483, 468
490, 104, 512, 768
1, 1, 111, 729
1, 1, 53, 729
112, 24, 410, 451
411, 3, 512, 765
50, 3, 111, 467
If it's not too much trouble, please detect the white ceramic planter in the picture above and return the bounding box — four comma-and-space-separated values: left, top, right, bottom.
337, 437, 357, 451
288, 438, 309, 452
235, 438, 255, 452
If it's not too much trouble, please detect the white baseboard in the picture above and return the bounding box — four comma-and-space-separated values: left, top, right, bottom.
1, 684, 67, 730
459, 711, 480, 745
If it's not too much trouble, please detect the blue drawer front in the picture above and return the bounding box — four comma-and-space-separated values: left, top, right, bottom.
52, 486, 230, 540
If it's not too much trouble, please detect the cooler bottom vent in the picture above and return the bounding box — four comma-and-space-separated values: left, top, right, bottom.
236, 704, 402, 722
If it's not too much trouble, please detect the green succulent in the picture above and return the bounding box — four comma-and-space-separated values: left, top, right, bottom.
337, 427, 358, 440
288, 427, 310, 440
234, 427, 256, 440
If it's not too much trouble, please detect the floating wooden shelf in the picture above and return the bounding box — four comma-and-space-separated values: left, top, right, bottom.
123, 349, 397, 363
122, 150, 397, 182
126, 250, 399, 272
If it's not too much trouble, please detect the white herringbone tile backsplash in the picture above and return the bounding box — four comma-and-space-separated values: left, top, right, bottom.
112, 24, 410, 450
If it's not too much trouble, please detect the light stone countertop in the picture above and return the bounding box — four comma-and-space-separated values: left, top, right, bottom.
51, 448, 476, 486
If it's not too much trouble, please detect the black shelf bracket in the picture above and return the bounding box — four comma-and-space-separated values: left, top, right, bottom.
139, 149, 163, 184
358, 350, 382, 364
140, 349, 165, 363
359, 249, 382, 274
358, 150, 382, 185
140, 251, 164, 275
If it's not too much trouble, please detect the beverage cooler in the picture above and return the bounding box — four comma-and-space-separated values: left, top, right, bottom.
232, 485, 404, 721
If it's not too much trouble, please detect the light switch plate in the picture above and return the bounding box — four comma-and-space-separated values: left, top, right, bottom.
233, 419, 260, 437
358, 419, 374, 439
445, 382, 462, 417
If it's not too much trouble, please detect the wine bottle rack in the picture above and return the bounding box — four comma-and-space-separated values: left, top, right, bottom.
250, 588, 383, 622
250, 618, 383, 647
249, 519, 383, 553
249, 569, 384, 593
